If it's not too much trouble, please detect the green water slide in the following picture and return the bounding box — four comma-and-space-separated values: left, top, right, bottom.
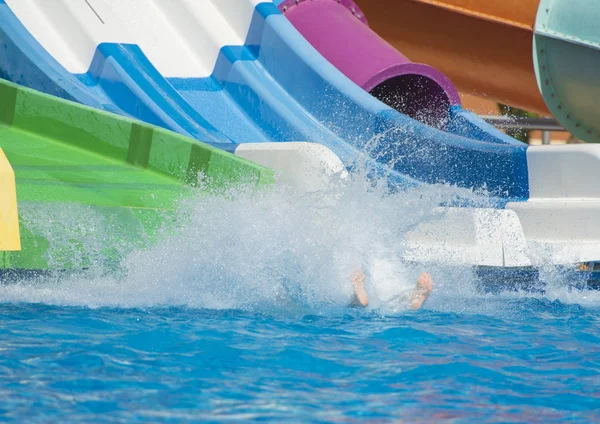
534, 0, 600, 143
0, 79, 273, 273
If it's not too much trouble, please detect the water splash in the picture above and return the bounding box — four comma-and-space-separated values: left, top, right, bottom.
0, 169, 595, 314
0, 170, 469, 309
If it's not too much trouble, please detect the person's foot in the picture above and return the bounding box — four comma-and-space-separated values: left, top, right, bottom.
351, 269, 369, 307
410, 272, 433, 310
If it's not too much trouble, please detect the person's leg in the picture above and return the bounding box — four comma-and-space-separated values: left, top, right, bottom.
410, 272, 433, 310
351, 269, 369, 307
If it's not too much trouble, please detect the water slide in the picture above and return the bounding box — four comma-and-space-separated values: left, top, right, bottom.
0, 0, 529, 199
276, 0, 600, 265
0, 78, 272, 273
1, 0, 600, 274
350, 0, 546, 114
349, 0, 600, 144
534, 0, 600, 144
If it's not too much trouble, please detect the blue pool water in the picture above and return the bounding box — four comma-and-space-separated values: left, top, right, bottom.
2, 298, 600, 422
2, 179, 600, 422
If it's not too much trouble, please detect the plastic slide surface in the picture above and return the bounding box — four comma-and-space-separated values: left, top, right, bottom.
0, 147, 19, 251
354, 0, 548, 115
534, 0, 600, 144
276, 0, 462, 128
272, 0, 600, 265
0, 0, 531, 202
0, 78, 272, 271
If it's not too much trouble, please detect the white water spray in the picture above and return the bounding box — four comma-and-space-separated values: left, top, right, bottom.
0, 170, 593, 314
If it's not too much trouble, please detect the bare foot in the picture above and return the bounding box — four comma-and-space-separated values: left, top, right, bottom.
351, 269, 369, 307
410, 272, 433, 310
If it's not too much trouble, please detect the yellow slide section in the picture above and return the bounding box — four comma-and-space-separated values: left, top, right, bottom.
0, 147, 20, 251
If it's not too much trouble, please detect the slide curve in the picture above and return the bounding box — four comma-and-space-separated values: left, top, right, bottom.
0, 77, 272, 271
534, 0, 600, 144
353, 0, 547, 115
276, 0, 462, 129
0, 0, 530, 201
279, 0, 600, 265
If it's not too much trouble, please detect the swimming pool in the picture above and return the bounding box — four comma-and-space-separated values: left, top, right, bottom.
2, 294, 599, 422
1, 180, 599, 422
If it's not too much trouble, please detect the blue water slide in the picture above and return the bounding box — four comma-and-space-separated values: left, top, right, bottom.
0, 0, 529, 201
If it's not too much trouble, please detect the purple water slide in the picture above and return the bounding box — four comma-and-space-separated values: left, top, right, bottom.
278, 0, 461, 127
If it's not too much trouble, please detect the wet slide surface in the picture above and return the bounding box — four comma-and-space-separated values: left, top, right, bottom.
0, 0, 530, 201
0, 78, 272, 270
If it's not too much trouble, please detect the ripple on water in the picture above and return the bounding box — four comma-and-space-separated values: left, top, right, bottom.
1, 175, 600, 421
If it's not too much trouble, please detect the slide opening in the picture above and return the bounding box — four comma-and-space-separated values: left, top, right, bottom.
370, 74, 451, 129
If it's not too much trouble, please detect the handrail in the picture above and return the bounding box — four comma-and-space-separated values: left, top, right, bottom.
479, 115, 565, 131
479, 115, 566, 145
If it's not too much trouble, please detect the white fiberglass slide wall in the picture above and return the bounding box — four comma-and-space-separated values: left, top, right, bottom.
5, 0, 265, 77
